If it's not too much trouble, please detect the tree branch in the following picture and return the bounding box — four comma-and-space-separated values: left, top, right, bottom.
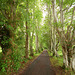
70, 6, 75, 25
0, 8, 8, 19
63, 4, 72, 11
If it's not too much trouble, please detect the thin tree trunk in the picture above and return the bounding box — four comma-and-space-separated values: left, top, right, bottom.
25, 21, 29, 58
36, 31, 38, 53
52, 0, 59, 57
47, 3, 53, 51
25, 0, 29, 58
30, 31, 34, 56
50, 5, 53, 51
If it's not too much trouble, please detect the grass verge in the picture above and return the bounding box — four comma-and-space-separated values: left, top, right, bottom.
48, 50, 75, 75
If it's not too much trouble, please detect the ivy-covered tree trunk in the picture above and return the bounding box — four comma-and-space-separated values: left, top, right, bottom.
0, 0, 17, 72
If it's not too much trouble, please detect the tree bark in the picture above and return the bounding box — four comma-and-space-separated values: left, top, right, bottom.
25, 0, 29, 58
36, 31, 38, 53
30, 31, 34, 56
52, 0, 59, 57
25, 21, 29, 58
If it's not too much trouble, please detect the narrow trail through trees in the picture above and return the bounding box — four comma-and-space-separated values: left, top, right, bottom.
21, 50, 56, 75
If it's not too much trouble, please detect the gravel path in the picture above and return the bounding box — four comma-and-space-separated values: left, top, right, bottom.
21, 50, 56, 75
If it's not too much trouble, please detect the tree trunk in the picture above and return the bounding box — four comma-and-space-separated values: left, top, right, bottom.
25, 0, 29, 58
62, 47, 68, 68
25, 21, 29, 58
72, 46, 75, 70
59, 0, 63, 25
30, 31, 34, 56
52, 0, 59, 57
36, 32, 38, 53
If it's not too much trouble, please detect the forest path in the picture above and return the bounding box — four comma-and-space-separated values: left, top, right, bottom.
21, 50, 56, 75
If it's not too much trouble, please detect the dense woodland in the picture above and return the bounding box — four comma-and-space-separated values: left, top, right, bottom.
0, 0, 75, 74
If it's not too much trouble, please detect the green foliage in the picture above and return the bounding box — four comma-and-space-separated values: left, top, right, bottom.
34, 52, 41, 56
1, 36, 9, 45
11, 52, 21, 71
23, 58, 28, 63
0, 22, 5, 25
28, 56, 33, 60
6, 25, 14, 31
50, 56, 63, 67
0, 49, 25, 72
0, 47, 2, 53
0, 0, 75, 74
0, 72, 7, 75
48, 51, 53, 56
57, 50, 62, 56
1, 59, 8, 72
71, 71, 75, 75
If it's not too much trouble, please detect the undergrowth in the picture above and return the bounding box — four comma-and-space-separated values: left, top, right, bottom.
48, 50, 75, 75
0, 49, 43, 75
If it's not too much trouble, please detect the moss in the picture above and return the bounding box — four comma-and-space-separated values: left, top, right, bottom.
57, 50, 63, 56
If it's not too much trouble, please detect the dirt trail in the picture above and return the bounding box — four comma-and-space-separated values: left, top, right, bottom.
21, 50, 56, 75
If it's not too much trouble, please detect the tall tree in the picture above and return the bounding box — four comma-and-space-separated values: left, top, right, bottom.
25, 0, 29, 58
52, 0, 59, 57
